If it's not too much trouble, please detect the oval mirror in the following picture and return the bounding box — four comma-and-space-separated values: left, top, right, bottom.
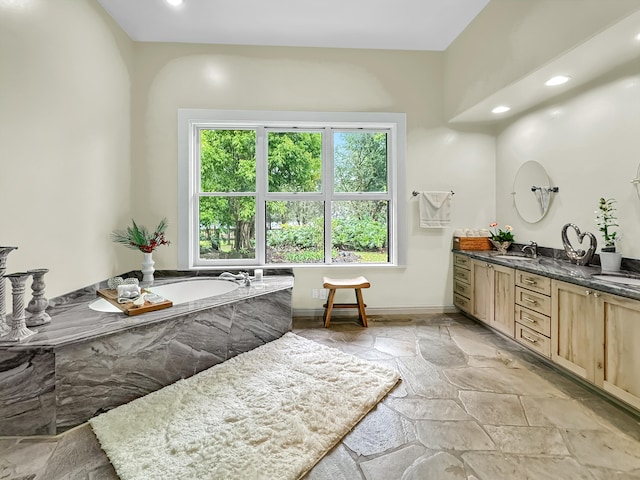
513, 161, 555, 223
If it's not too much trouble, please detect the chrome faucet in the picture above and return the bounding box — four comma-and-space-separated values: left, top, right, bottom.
521, 241, 538, 258
561, 223, 597, 266
219, 271, 251, 286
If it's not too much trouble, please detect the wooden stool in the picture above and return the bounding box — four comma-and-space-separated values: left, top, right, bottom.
322, 276, 370, 328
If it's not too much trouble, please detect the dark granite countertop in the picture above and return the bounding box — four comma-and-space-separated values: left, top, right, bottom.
0, 274, 294, 350
454, 250, 640, 302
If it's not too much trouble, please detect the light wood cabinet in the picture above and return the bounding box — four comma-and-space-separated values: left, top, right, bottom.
551, 280, 598, 382
453, 254, 472, 314
515, 271, 551, 357
552, 279, 640, 409
453, 255, 640, 412
596, 293, 640, 410
471, 260, 515, 337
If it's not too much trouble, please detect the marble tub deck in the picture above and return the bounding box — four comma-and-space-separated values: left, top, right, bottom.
3, 313, 640, 480
0, 275, 294, 436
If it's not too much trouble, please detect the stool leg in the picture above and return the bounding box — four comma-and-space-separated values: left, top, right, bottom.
355, 288, 368, 327
323, 288, 336, 327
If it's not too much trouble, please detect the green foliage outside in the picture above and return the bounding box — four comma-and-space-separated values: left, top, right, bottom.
199, 129, 389, 263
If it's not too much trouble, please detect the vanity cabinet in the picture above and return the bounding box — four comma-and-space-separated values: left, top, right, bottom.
471, 260, 515, 337
551, 279, 640, 409
515, 271, 551, 358
551, 280, 598, 382
453, 254, 472, 313
595, 292, 640, 410
453, 253, 640, 413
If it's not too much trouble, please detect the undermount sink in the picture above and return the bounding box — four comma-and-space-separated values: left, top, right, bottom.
592, 274, 640, 287
493, 255, 537, 261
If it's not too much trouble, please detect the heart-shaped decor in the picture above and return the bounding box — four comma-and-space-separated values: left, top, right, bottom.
561, 223, 598, 266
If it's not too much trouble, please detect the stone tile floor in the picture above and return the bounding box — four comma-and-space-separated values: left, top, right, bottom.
2, 313, 640, 479
296, 314, 640, 480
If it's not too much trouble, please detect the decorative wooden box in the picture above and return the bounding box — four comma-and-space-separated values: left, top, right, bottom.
453, 236, 491, 251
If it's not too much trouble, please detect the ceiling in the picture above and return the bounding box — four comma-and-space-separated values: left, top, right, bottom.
96, 0, 490, 51
451, 8, 640, 123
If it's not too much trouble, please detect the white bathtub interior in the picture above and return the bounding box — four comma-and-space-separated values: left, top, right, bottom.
89, 279, 241, 313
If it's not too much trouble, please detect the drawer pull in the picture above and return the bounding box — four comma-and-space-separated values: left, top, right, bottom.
522, 334, 538, 344
594, 292, 601, 298
455, 272, 465, 278
523, 297, 538, 305
523, 278, 537, 285
522, 315, 537, 324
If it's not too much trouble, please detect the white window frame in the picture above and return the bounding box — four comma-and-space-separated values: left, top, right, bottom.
178, 109, 407, 269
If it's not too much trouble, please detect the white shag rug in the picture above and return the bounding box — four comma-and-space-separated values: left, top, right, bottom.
89, 332, 400, 480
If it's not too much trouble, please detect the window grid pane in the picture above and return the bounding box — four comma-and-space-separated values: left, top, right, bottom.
191, 122, 394, 266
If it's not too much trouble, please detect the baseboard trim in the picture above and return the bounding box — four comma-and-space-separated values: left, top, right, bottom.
293, 305, 459, 318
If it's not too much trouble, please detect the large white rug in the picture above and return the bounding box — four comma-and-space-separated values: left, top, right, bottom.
89, 332, 400, 480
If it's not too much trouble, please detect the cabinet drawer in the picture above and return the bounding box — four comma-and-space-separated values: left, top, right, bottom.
515, 286, 551, 316
454, 280, 471, 298
515, 323, 551, 358
515, 305, 550, 336
453, 293, 471, 312
454, 267, 471, 284
454, 255, 471, 269
515, 271, 551, 295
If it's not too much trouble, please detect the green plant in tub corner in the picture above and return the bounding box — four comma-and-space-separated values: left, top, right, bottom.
595, 197, 619, 252
111, 218, 170, 253
489, 222, 514, 242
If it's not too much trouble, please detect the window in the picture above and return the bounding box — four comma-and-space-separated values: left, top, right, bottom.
178, 110, 406, 268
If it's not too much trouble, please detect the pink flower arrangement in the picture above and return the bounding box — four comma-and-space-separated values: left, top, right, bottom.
489, 222, 514, 242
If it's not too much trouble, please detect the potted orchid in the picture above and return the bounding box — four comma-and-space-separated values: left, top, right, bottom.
489, 222, 514, 254
595, 198, 621, 272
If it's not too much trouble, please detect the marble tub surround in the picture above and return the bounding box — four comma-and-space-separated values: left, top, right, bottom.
457, 247, 640, 302
4, 314, 640, 480
0, 273, 293, 436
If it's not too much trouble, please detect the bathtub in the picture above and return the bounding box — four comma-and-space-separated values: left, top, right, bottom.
89, 279, 240, 312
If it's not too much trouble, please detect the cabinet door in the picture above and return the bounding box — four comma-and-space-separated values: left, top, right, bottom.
491, 264, 515, 337
597, 293, 640, 410
551, 280, 597, 382
471, 260, 492, 325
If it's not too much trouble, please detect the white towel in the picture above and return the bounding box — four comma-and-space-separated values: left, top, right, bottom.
537, 187, 551, 213
419, 191, 452, 228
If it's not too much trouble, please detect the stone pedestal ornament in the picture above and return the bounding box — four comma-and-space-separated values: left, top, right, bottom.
26, 268, 51, 326
1, 272, 37, 343
141, 252, 155, 284
0, 246, 18, 335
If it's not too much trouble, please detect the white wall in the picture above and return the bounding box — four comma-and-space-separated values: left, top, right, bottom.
495, 61, 640, 258
131, 44, 495, 312
0, 0, 133, 305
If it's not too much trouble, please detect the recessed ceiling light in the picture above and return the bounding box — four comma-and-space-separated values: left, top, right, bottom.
166, 0, 183, 5
545, 75, 571, 86
491, 105, 511, 114
636, 32, 640, 41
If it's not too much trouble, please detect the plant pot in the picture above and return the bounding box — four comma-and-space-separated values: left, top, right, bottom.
489, 239, 511, 255
600, 251, 622, 273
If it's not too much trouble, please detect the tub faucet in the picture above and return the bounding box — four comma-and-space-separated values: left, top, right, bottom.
219, 271, 251, 286
521, 241, 538, 258
239, 271, 251, 287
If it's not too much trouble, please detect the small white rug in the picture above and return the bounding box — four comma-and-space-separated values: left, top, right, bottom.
89, 332, 400, 480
